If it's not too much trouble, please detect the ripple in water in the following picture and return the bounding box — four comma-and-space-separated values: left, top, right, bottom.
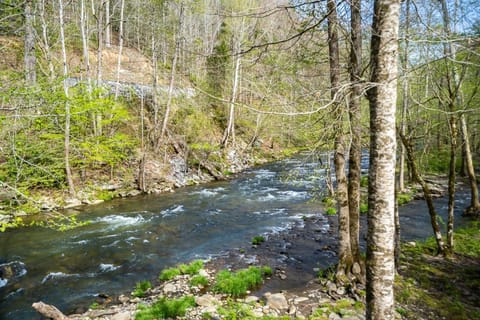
161, 205, 185, 217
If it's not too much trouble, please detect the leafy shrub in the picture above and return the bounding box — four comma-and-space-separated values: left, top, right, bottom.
251, 235, 265, 245
360, 202, 368, 214
190, 275, 209, 287
133, 280, 152, 298
261, 266, 273, 277
159, 267, 181, 281
179, 260, 204, 275
159, 260, 204, 281
213, 266, 268, 297
135, 296, 195, 320
325, 207, 337, 215
322, 197, 336, 207
360, 176, 369, 188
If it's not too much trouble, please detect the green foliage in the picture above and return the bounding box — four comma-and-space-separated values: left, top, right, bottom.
89, 302, 100, 310
133, 280, 152, 298
452, 222, 480, 257
322, 197, 336, 207
179, 260, 204, 275
360, 176, 369, 188
159, 260, 204, 281
261, 266, 273, 277
135, 296, 195, 320
190, 275, 209, 287
397, 192, 413, 206
213, 266, 268, 297
251, 235, 265, 245
325, 207, 337, 215
359, 202, 368, 214
159, 267, 181, 281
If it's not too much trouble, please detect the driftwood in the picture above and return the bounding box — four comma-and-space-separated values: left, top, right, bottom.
32, 301, 69, 320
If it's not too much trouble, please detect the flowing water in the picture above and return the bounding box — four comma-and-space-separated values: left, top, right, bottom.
0, 154, 473, 319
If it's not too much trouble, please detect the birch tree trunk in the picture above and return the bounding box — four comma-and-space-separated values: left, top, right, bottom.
366, 1, 400, 318
461, 114, 480, 215
80, 0, 91, 90
439, 0, 460, 250
221, 15, 244, 148
24, 0, 36, 85
39, 0, 55, 80
327, 0, 352, 281
347, 0, 363, 279
160, 2, 185, 142
399, 133, 445, 254
399, 0, 411, 193
59, 0, 76, 196
114, 0, 125, 100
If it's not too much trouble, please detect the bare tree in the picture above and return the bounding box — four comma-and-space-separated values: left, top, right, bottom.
58, 0, 75, 196
24, 0, 36, 84
347, 0, 364, 279
327, 0, 353, 281
366, 0, 401, 318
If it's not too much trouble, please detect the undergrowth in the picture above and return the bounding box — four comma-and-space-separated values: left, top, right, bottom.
135, 296, 195, 320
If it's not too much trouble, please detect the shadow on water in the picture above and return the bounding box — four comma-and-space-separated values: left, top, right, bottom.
0, 153, 475, 319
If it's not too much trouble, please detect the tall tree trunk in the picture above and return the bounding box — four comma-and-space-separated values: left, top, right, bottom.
399, 133, 446, 254
59, 0, 75, 196
160, 2, 185, 143
39, 0, 55, 80
347, 0, 363, 280
399, 0, 411, 192
366, 1, 401, 318
114, 0, 125, 100
24, 0, 36, 85
105, 0, 111, 48
327, 0, 352, 282
80, 0, 91, 90
221, 53, 240, 148
94, 0, 105, 136
461, 114, 480, 215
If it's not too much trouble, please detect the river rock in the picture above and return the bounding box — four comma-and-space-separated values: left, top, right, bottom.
245, 295, 259, 304
111, 311, 131, 320
64, 198, 82, 209
329, 312, 342, 320
265, 292, 289, 310
118, 295, 129, 304
195, 294, 218, 307
163, 283, 176, 294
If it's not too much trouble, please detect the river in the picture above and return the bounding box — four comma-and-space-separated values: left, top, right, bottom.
0, 154, 473, 319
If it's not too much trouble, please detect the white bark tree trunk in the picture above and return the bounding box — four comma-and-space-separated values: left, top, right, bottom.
366, 1, 401, 318
59, 0, 75, 196
114, 0, 125, 100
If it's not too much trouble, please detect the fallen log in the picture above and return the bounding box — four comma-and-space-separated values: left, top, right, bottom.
32, 301, 69, 320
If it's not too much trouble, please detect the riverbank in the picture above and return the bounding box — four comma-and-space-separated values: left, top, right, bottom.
39, 213, 480, 320
0, 145, 299, 231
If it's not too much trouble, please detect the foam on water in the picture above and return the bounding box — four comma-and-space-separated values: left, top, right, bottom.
277, 190, 309, 200
0, 279, 7, 288
161, 204, 185, 217
95, 214, 148, 227
41, 272, 81, 284
257, 193, 276, 202
99, 264, 120, 272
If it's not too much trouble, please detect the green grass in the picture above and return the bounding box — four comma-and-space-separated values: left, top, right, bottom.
190, 275, 209, 287
135, 296, 195, 320
159, 267, 181, 281
179, 260, 204, 275
159, 260, 204, 281
132, 280, 152, 298
395, 222, 480, 319
397, 192, 413, 206
213, 266, 270, 297
251, 235, 265, 245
